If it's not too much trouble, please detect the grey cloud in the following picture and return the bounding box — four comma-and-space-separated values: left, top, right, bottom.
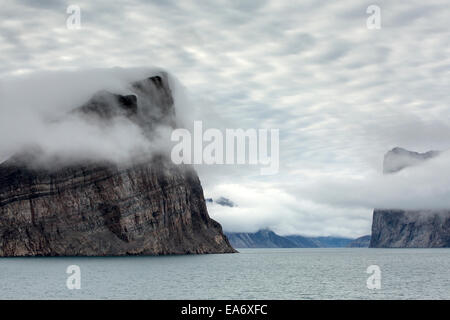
0, 68, 182, 165
16, 0, 66, 9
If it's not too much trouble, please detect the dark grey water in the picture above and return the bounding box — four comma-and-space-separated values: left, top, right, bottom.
1, 248, 449, 299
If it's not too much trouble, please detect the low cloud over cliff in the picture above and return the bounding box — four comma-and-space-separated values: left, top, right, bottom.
297, 150, 450, 211
0, 68, 193, 165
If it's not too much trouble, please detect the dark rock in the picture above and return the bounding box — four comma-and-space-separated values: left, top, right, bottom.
370, 210, 450, 248
215, 197, 236, 207
76, 91, 138, 120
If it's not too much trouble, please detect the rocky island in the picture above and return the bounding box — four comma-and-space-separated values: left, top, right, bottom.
370, 147, 450, 248
0, 73, 235, 256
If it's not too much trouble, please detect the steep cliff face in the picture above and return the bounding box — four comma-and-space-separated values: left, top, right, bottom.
371, 210, 450, 248
0, 73, 235, 256
370, 147, 450, 248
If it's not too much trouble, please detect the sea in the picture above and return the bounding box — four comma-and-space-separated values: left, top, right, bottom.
0, 248, 449, 299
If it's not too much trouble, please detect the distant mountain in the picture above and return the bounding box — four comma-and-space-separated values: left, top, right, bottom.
284, 235, 319, 248
347, 235, 371, 248
225, 230, 357, 248
308, 236, 354, 248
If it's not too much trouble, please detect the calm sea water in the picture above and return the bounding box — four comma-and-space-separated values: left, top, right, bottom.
0, 248, 449, 299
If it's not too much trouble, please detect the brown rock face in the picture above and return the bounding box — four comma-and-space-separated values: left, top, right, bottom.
0, 73, 235, 256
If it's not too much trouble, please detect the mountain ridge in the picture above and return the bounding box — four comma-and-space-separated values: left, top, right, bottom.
225, 229, 363, 248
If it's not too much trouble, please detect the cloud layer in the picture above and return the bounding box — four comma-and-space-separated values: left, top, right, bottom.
1, 0, 449, 237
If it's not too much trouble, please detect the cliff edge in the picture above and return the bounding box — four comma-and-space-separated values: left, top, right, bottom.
0, 73, 235, 256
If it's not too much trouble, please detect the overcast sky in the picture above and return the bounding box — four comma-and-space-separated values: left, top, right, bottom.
1, 0, 449, 237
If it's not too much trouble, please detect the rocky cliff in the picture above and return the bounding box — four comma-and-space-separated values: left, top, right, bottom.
370, 210, 450, 247
0, 73, 235, 256
370, 147, 450, 248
